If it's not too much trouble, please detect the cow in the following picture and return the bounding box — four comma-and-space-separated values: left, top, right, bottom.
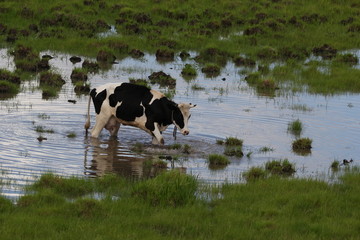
84, 82, 196, 144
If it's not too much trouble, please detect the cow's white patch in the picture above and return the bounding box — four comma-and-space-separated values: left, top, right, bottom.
149, 89, 164, 104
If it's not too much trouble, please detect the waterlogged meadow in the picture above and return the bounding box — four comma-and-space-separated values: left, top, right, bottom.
0, 1, 360, 237
0, 168, 360, 239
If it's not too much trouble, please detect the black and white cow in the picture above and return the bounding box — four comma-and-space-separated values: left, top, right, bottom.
84, 82, 196, 144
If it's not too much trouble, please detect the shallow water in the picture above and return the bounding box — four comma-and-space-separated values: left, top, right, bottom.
0, 49, 359, 199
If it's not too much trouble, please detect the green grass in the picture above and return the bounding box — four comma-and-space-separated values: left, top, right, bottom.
288, 119, 303, 136
208, 154, 230, 166
0, 80, 19, 95
34, 125, 55, 134
66, 132, 77, 138
292, 137, 313, 151
2, 169, 360, 239
225, 137, 243, 146
224, 146, 244, 158
0, 0, 359, 94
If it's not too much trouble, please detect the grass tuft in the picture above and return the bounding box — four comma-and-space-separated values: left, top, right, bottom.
132, 170, 197, 207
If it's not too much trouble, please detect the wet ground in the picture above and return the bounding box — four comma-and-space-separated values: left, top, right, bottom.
0, 48, 359, 199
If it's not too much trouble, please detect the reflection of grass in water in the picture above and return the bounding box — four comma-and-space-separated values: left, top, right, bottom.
290, 104, 313, 112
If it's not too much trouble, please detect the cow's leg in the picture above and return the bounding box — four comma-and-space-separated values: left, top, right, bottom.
151, 124, 164, 145
109, 122, 120, 137
105, 116, 121, 137
91, 113, 111, 138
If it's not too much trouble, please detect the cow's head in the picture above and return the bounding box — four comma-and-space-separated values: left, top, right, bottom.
172, 103, 196, 135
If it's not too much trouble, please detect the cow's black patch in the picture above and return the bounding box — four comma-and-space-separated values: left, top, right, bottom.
91, 88, 107, 114
144, 98, 183, 131
109, 83, 152, 121
172, 107, 185, 129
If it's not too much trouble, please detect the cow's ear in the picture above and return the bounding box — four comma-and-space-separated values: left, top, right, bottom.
168, 101, 179, 110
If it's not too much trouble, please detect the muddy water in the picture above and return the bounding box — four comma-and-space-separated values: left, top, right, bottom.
0, 49, 359, 199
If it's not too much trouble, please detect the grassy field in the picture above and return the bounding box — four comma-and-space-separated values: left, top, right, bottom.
1, 0, 359, 55
1, 0, 360, 94
0, 169, 359, 240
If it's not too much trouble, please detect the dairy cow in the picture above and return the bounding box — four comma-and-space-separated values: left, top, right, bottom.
84, 82, 196, 144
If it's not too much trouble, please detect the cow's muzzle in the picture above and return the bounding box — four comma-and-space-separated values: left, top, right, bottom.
182, 130, 190, 135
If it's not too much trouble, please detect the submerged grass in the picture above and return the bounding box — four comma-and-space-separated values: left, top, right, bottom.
1, 169, 360, 239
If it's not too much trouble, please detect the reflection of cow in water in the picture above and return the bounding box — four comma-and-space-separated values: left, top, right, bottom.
84, 138, 186, 178
85, 138, 145, 177
85, 82, 196, 144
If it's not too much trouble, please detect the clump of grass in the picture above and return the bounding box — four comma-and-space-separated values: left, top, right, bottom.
182, 144, 191, 154
335, 53, 358, 65
0, 69, 20, 84
129, 78, 150, 88
132, 170, 197, 207
34, 125, 54, 134
181, 64, 197, 77
216, 139, 224, 145
243, 159, 295, 182
38, 113, 50, 119
331, 160, 340, 171
66, 132, 77, 138
0, 80, 19, 95
243, 167, 267, 182
152, 159, 168, 169
265, 159, 296, 176
74, 81, 90, 95
201, 63, 221, 77
259, 146, 274, 153
169, 143, 181, 150
224, 146, 244, 158
256, 46, 278, 60
39, 71, 65, 87
82, 60, 99, 73
41, 86, 59, 99
191, 83, 205, 91
208, 154, 230, 166
225, 137, 243, 146
28, 173, 93, 197
96, 49, 116, 63
148, 71, 176, 88
288, 119, 303, 136
292, 137, 312, 151
70, 68, 88, 82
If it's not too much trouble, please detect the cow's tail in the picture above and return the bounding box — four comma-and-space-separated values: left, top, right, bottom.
84, 94, 91, 135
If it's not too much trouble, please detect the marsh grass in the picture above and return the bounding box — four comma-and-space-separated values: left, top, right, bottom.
224, 146, 244, 158
331, 160, 340, 171
0, 0, 359, 94
259, 146, 274, 153
292, 138, 312, 151
2, 169, 360, 239
132, 170, 197, 207
225, 137, 243, 146
0, 80, 19, 95
208, 154, 230, 167
288, 119, 303, 136
34, 125, 54, 134
66, 132, 77, 138
265, 159, 296, 176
